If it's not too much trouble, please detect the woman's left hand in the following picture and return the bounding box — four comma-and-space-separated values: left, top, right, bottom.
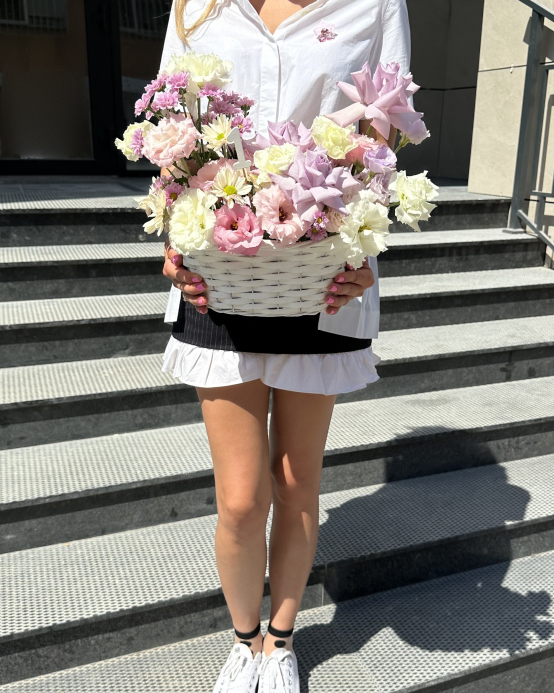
325, 259, 375, 315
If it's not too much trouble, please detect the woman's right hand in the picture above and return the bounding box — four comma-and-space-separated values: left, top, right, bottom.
163, 240, 208, 314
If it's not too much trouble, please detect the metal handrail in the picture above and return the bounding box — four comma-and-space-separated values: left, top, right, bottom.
508, 0, 554, 251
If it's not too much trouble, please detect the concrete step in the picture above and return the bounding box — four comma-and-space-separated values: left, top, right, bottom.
1, 377, 552, 551
0, 292, 170, 367
1, 318, 553, 449
379, 266, 554, 330
1, 549, 550, 692
380, 228, 545, 277
0, 454, 552, 684
0, 230, 542, 302
0, 243, 166, 301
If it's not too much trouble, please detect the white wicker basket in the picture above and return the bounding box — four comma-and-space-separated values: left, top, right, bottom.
182, 235, 349, 316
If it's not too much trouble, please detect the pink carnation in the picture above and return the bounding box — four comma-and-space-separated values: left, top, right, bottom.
189, 159, 237, 191
151, 91, 180, 112
253, 185, 304, 246
214, 205, 263, 256
142, 114, 200, 168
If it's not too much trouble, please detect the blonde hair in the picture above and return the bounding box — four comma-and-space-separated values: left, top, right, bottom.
174, 0, 218, 41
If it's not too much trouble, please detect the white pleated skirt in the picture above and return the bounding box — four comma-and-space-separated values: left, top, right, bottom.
162, 336, 381, 396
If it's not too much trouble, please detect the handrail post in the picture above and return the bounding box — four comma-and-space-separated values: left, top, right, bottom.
508, 10, 545, 229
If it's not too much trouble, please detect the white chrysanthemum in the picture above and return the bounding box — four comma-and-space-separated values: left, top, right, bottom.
202, 115, 233, 151
135, 188, 167, 236
168, 188, 217, 254
339, 189, 392, 267
163, 52, 233, 95
390, 171, 439, 232
253, 143, 296, 185
115, 121, 153, 162
311, 116, 356, 160
211, 167, 252, 208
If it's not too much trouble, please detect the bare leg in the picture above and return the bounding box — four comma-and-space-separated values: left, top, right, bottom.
265, 389, 336, 654
197, 380, 272, 654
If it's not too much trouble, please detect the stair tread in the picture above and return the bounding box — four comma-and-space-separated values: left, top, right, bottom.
1, 317, 553, 407
0, 292, 168, 329
0, 243, 164, 266
1, 453, 553, 643
386, 227, 537, 247
380, 266, 554, 298
1, 549, 551, 692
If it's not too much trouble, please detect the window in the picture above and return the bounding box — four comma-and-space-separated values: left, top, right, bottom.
0, 0, 67, 30
119, 0, 169, 38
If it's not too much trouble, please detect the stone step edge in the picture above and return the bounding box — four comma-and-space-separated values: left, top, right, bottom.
1, 456, 553, 647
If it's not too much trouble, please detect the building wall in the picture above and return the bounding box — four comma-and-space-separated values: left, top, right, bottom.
398, 0, 484, 181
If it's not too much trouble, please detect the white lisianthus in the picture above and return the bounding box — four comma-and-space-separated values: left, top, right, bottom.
339, 190, 392, 267
311, 116, 356, 160
115, 121, 153, 162
135, 188, 167, 236
163, 52, 233, 95
390, 171, 439, 231
202, 114, 233, 151
168, 188, 218, 254
254, 143, 296, 185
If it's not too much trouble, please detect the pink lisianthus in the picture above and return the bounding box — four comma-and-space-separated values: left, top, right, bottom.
253, 185, 304, 246
214, 205, 263, 256
344, 134, 378, 165
363, 141, 397, 174
368, 171, 395, 205
142, 114, 200, 168
189, 159, 237, 191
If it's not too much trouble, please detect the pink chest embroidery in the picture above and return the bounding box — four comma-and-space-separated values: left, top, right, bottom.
314, 22, 337, 42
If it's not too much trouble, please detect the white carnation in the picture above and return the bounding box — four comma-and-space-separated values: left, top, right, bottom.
339, 189, 392, 267
135, 188, 167, 236
168, 188, 217, 254
390, 171, 439, 232
162, 52, 233, 95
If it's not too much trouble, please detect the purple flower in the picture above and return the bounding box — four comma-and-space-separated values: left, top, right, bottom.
152, 175, 171, 192
314, 22, 337, 42
271, 148, 362, 228
307, 209, 330, 240
134, 94, 151, 117
167, 72, 189, 90
130, 128, 145, 157
198, 83, 223, 99
164, 181, 184, 205
231, 114, 254, 135
305, 227, 328, 241
151, 91, 180, 112
368, 171, 395, 205
363, 143, 397, 175
145, 74, 167, 98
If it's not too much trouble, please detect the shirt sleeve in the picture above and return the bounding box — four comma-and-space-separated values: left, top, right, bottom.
380, 0, 411, 75
159, 1, 187, 73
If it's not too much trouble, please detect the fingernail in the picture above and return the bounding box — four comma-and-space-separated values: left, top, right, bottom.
197, 297, 206, 305
330, 285, 338, 293
192, 277, 200, 283
337, 277, 345, 283
329, 309, 337, 315
195, 284, 204, 291
172, 256, 180, 265
326, 297, 335, 304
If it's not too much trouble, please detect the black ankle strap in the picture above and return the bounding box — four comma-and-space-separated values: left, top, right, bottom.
267, 622, 294, 639
234, 623, 261, 640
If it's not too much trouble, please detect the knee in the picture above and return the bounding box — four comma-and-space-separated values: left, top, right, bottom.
271, 463, 320, 511
218, 494, 270, 537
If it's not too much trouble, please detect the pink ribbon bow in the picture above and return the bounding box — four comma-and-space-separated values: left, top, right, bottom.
327, 62, 425, 141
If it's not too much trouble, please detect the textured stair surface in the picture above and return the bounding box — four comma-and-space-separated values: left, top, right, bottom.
1, 454, 553, 642
0, 292, 167, 329
1, 377, 553, 511
379, 266, 554, 298
384, 227, 536, 248
1, 550, 550, 693
0, 243, 164, 266
2, 318, 552, 407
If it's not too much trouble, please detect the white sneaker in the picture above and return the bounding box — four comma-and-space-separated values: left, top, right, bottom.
258, 648, 300, 693
212, 643, 262, 693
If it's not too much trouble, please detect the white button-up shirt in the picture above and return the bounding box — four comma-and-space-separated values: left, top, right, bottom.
161, 0, 411, 339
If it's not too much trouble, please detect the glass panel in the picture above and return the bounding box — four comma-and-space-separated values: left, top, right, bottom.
119, 0, 172, 171
0, 0, 93, 160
